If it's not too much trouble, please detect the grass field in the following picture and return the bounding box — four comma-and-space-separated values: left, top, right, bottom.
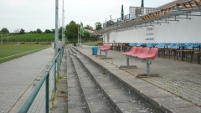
1, 33, 54, 42
0, 44, 50, 63
82, 41, 101, 46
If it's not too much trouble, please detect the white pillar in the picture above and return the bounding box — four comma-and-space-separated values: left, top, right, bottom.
55, 0, 59, 54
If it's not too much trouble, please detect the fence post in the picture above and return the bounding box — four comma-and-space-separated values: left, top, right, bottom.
60, 51, 62, 66
46, 72, 49, 113
57, 56, 59, 77
54, 61, 57, 92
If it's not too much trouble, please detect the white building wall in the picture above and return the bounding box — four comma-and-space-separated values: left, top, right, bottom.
106, 15, 201, 44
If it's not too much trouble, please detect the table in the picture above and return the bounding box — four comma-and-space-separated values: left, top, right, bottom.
194, 50, 201, 64
176, 49, 196, 63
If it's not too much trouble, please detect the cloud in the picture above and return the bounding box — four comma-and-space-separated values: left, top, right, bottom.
0, 0, 174, 32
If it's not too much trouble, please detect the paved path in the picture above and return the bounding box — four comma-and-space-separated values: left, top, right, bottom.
79, 46, 201, 110
0, 48, 54, 113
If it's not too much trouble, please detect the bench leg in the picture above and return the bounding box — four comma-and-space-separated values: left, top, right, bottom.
127, 57, 129, 66
146, 62, 150, 76
146, 60, 152, 76
105, 51, 107, 57
119, 56, 137, 68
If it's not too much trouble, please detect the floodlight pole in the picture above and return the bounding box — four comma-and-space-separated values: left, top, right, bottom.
62, 0, 65, 44
55, 0, 59, 55
78, 25, 79, 45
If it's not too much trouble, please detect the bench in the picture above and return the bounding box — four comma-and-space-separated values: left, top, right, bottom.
99, 44, 111, 58
120, 46, 158, 76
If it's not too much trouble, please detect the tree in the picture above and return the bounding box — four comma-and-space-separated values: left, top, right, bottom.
59, 27, 63, 39
20, 28, 25, 34
1, 28, 9, 33
14, 29, 20, 34
84, 25, 93, 30
52, 29, 55, 33
65, 21, 78, 41
95, 22, 102, 30
45, 29, 52, 33
36, 28, 42, 33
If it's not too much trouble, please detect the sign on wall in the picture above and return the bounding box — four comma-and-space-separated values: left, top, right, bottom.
145, 26, 155, 42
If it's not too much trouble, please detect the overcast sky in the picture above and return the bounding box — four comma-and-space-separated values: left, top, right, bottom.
0, 0, 174, 32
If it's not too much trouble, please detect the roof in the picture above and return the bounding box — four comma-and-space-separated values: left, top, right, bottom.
157, 0, 188, 9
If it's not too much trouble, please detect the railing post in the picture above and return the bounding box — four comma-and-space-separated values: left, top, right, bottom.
58, 54, 60, 71
59, 51, 61, 67
54, 61, 57, 92
46, 72, 49, 113
57, 56, 59, 77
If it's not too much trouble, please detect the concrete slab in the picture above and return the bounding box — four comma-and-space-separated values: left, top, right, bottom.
170, 106, 201, 113
68, 88, 82, 96
77, 46, 201, 112
109, 95, 136, 103
152, 96, 193, 109
116, 102, 146, 113
68, 95, 84, 103
68, 108, 87, 113
88, 102, 113, 113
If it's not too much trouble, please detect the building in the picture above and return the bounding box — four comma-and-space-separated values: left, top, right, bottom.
97, 0, 201, 45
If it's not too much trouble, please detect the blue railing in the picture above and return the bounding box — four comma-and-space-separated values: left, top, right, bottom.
18, 44, 65, 113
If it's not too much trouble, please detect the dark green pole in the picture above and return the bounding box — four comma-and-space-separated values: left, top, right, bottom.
54, 61, 57, 92
121, 4, 124, 21
46, 73, 49, 113
141, 0, 144, 8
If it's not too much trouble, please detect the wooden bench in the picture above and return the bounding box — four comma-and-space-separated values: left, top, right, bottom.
120, 46, 158, 76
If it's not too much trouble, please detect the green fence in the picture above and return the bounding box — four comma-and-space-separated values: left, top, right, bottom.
18, 44, 65, 113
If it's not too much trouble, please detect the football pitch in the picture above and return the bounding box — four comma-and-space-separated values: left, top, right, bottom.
0, 44, 50, 63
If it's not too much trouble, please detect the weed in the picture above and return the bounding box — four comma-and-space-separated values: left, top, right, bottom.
59, 90, 65, 93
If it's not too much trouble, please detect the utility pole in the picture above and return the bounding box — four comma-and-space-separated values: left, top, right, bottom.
55, 0, 59, 55
78, 25, 79, 46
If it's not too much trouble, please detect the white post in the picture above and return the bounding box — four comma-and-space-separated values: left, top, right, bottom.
62, 0, 65, 44
80, 31, 81, 45
78, 25, 79, 46
55, 0, 59, 54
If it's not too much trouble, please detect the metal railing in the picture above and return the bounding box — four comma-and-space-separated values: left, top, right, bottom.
18, 44, 65, 113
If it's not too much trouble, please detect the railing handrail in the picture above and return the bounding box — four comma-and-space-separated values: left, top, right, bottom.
18, 44, 65, 113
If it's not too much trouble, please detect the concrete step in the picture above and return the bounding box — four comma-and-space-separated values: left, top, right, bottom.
52, 48, 68, 113
74, 50, 158, 113
71, 54, 114, 113
67, 48, 87, 113
69, 46, 166, 113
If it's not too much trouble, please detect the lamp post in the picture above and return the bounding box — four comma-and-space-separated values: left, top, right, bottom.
62, 0, 65, 44
55, 0, 59, 55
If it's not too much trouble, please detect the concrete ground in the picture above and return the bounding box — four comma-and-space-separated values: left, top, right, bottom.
78, 45, 201, 112
0, 48, 54, 113
1, 45, 201, 113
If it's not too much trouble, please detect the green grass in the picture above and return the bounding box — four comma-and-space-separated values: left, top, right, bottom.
2, 33, 54, 42
0, 44, 50, 63
82, 41, 102, 46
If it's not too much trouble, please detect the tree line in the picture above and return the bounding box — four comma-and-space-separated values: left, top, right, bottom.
0, 21, 102, 42
0, 28, 55, 34
65, 21, 102, 42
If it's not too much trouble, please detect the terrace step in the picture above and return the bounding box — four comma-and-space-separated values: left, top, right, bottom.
67, 47, 87, 113
68, 46, 164, 113
70, 53, 113, 113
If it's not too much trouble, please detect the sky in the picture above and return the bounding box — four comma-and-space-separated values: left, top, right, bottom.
0, 0, 175, 33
